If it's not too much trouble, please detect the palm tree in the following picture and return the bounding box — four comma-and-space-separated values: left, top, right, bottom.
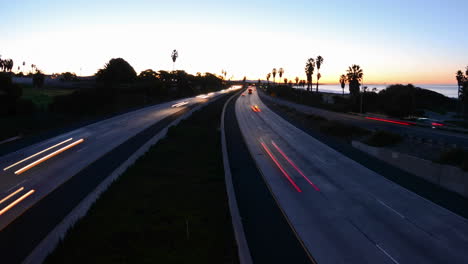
315, 56, 324, 92
339, 74, 347, 95
266, 73, 271, 85
279, 68, 284, 82
272, 68, 277, 84
346, 64, 363, 99
456, 70, 465, 100
295, 76, 299, 86
171, 49, 178, 71
305, 58, 315, 91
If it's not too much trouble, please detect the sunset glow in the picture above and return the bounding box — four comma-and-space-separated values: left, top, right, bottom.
1, 0, 466, 84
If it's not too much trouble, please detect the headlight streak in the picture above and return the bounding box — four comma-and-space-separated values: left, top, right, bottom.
3, 138, 74, 171
0, 189, 35, 216
0, 187, 24, 205
14, 139, 85, 175
171, 101, 189, 108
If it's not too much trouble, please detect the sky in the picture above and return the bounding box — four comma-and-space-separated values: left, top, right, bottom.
1, 0, 467, 84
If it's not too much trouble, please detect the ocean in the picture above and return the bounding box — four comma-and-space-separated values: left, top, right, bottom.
293, 84, 459, 98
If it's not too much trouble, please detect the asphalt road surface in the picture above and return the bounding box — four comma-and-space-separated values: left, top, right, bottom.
0, 88, 239, 262
235, 90, 468, 263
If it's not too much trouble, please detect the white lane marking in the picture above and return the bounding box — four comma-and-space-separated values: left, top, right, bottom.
0, 189, 35, 216
377, 199, 405, 218
76, 146, 88, 153
376, 244, 400, 264
14, 139, 84, 175
3, 138, 74, 171
5, 179, 28, 193
0, 187, 24, 205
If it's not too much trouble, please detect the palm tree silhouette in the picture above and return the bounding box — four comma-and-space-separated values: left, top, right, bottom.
295, 76, 299, 87
279, 68, 284, 82
171, 49, 178, 72
305, 58, 315, 91
339, 74, 347, 95
346, 64, 364, 101
315, 56, 324, 92
266, 73, 271, 85
272, 68, 277, 84
456, 70, 465, 100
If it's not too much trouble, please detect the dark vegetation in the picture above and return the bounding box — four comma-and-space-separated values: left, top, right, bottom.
365, 130, 403, 147
273, 104, 371, 141
438, 148, 468, 171
0, 57, 226, 141
45, 96, 236, 263
265, 83, 456, 118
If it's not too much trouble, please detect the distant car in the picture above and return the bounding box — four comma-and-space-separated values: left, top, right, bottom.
416, 118, 445, 128
251, 105, 261, 112
241, 94, 245, 96
248, 88, 253, 94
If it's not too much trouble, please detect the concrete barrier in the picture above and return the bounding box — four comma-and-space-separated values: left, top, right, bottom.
352, 141, 468, 198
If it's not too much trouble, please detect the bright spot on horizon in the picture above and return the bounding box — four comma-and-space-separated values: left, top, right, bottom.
1, 0, 466, 84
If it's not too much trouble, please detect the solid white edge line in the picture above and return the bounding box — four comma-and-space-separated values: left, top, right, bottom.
221, 90, 254, 264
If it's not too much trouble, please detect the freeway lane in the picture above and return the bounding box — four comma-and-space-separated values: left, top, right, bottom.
236, 90, 468, 263
259, 90, 468, 148
0, 88, 239, 232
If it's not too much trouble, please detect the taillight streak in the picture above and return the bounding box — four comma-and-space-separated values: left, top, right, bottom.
365, 117, 412, 126
261, 142, 302, 192
271, 141, 320, 191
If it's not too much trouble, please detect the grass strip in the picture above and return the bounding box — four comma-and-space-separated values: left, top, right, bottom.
45, 97, 237, 264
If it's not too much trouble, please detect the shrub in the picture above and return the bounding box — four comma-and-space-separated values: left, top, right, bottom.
438, 148, 467, 167
365, 130, 403, 147
319, 121, 370, 138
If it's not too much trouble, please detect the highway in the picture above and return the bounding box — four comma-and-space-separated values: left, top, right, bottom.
235, 90, 468, 263
0, 88, 239, 233
259, 90, 468, 148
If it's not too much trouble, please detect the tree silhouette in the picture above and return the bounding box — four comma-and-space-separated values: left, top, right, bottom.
33, 69, 45, 88
138, 69, 159, 81
305, 58, 315, 91
295, 76, 299, 86
0, 58, 14, 72
284, 78, 288, 84
96, 58, 137, 85
346, 64, 363, 100
339, 74, 347, 95
279, 68, 284, 82
315, 55, 324, 92
272, 68, 277, 84
456, 70, 465, 100
266, 73, 271, 85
